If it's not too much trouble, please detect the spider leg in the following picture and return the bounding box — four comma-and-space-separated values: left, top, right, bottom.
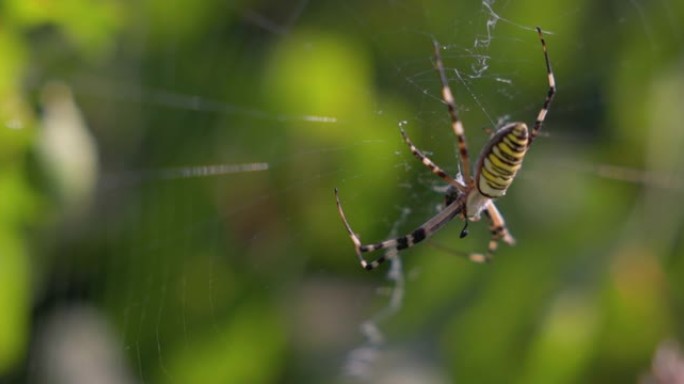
334, 188, 464, 270
432, 39, 473, 187
469, 201, 516, 262
529, 27, 556, 145
400, 128, 467, 193
487, 201, 515, 246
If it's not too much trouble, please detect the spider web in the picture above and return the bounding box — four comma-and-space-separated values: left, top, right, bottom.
5, 0, 684, 383
337, 4, 563, 381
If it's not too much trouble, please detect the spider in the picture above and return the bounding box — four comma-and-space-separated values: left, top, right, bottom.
334, 27, 556, 270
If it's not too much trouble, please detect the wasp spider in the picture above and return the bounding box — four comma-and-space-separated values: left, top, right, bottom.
335, 27, 556, 270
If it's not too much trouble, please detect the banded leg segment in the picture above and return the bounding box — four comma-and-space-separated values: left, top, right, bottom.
469, 201, 516, 262
529, 27, 556, 145
432, 39, 473, 187
335, 188, 464, 270
400, 128, 467, 193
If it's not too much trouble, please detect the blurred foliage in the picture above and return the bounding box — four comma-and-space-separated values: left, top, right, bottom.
0, 0, 683, 383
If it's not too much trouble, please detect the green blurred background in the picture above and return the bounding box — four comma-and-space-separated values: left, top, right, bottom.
1, 0, 684, 383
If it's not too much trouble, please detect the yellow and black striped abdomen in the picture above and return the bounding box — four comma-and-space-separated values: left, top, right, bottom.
476, 123, 529, 198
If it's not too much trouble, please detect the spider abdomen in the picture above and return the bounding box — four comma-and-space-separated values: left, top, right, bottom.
476, 123, 529, 198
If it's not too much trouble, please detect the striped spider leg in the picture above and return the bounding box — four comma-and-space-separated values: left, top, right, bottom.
335, 27, 555, 271
334, 187, 467, 270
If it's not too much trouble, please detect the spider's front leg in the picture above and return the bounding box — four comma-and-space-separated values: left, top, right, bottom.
468, 201, 515, 262
334, 188, 466, 270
